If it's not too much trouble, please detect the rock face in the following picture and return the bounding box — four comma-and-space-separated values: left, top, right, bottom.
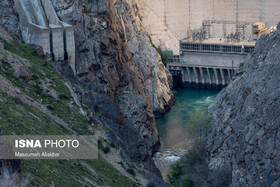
207, 25, 280, 186
0, 0, 174, 186
51, 0, 174, 182
1, 0, 174, 184
0, 0, 20, 38
53, 0, 174, 117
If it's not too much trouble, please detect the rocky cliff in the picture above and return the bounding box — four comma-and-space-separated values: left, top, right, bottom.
0, 0, 20, 37
0, 0, 174, 186
52, 0, 175, 176
53, 0, 174, 117
207, 24, 280, 186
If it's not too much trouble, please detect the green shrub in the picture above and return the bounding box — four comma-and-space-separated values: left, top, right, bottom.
98, 139, 103, 148
146, 182, 156, 187
183, 179, 194, 187
102, 146, 110, 154
90, 19, 96, 26
168, 139, 208, 186
174, 179, 194, 187
110, 142, 117, 148
171, 165, 183, 179
126, 168, 136, 176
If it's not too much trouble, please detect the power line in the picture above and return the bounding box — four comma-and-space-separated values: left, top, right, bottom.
138, 0, 180, 41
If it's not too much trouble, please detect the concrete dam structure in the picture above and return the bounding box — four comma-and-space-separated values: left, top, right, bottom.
136, 0, 280, 55
15, 0, 75, 73
135, 0, 280, 89
168, 39, 255, 89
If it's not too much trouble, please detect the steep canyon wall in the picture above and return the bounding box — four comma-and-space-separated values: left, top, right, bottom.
0, 0, 175, 185
207, 25, 280, 186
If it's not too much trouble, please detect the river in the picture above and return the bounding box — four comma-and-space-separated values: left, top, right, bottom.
154, 88, 219, 170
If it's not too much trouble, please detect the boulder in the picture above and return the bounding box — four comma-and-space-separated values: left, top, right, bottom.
14, 66, 33, 80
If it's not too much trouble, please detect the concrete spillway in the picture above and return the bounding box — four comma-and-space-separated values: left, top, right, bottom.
22, 0, 48, 27
15, 0, 75, 74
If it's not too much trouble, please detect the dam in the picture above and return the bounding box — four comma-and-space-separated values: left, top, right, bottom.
15, 0, 75, 73
136, 0, 280, 89
136, 0, 280, 55
168, 37, 255, 89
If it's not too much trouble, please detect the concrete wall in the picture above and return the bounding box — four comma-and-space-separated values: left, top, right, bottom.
136, 0, 280, 54
135, 0, 181, 55
64, 26, 75, 73
41, 0, 60, 25
16, 0, 76, 74
16, 0, 51, 54
50, 25, 64, 60
168, 64, 235, 89
180, 51, 247, 68
27, 24, 51, 54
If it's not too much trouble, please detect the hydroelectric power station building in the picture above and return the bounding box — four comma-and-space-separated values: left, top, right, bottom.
168, 37, 255, 89
166, 20, 275, 89
136, 0, 280, 89
167, 20, 267, 89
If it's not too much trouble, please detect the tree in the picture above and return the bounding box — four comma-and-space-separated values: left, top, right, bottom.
187, 110, 210, 139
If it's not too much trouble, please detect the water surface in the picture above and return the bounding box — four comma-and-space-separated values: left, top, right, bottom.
156, 88, 218, 152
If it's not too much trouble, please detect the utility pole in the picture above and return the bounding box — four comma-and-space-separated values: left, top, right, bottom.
188, 0, 191, 31
235, 0, 239, 38
212, 0, 215, 20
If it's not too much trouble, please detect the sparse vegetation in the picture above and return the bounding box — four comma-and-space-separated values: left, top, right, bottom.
146, 182, 156, 187
0, 38, 135, 186
103, 124, 112, 133
187, 110, 210, 139
126, 168, 136, 176
90, 19, 96, 27
168, 109, 231, 186
168, 140, 207, 187
2, 39, 92, 135
160, 50, 173, 66
98, 139, 111, 154
21, 157, 135, 187
102, 146, 111, 154
98, 28, 104, 34
168, 110, 209, 186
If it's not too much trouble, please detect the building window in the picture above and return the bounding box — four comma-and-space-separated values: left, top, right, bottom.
181, 44, 192, 50
202, 45, 211, 51
222, 46, 231, 52
232, 46, 241, 52
181, 44, 200, 50
190, 44, 200, 50
211, 45, 220, 51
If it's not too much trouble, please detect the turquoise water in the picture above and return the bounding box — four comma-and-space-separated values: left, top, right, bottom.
156, 88, 218, 152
